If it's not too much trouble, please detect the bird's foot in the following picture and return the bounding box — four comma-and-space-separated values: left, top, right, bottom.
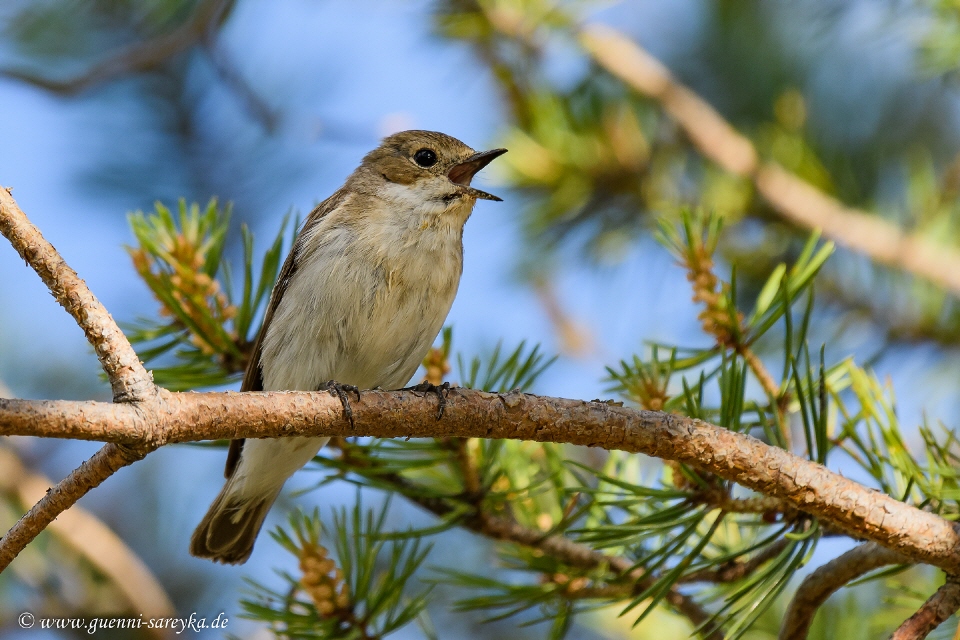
319, 380, 361, 428
402, 381, 452, 420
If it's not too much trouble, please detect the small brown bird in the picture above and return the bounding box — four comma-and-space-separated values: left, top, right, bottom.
191, 130, 506, 563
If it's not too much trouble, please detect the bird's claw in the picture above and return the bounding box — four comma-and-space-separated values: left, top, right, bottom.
403, 381, 452, 420
320, 380, 361, 428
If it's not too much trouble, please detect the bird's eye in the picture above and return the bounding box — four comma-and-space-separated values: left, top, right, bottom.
413, 148, 438, 168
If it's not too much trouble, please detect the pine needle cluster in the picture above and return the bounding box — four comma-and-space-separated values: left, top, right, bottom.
124, 201, 960, 638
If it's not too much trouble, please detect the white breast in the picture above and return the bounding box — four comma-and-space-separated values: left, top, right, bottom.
259, 192, 470, 392
228, 182, 477, 500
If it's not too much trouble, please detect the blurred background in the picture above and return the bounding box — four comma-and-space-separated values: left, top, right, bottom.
4, 0, 960, 638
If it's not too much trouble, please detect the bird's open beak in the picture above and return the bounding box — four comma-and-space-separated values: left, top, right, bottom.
448, 148, 508, 201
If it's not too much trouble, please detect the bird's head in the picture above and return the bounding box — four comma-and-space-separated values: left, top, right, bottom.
356, 130, 507, 217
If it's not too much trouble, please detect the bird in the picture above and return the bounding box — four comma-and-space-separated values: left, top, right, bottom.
190, 130, 506, 563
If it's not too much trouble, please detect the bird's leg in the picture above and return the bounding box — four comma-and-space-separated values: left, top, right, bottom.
402, 381, 452, 420
319, 380, 361, 428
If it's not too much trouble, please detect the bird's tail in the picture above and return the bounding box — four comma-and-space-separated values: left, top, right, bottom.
189, 475, 282, 564
191, 436, 330, 563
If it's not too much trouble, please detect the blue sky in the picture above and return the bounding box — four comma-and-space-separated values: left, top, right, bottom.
3, 1, 960, 637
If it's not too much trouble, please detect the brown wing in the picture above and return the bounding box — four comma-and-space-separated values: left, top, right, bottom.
224, 188, 349, 478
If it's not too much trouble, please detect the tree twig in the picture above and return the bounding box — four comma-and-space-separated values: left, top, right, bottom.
0, 446, 175, 638
447, 437, 481, 498
427, 491, 722, 637
0, 442, 155, 574
779, 542, 910, 640
676, 228, 790, 443
680, 538, 792, 584
0, 1, 281, 133
889, 579, 960, 640
0, 187, 154, 402
580, 25, 960, 298
532, 277, 593, 357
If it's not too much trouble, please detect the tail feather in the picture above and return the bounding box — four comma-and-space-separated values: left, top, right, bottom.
190, 479, 281, 564
192, 436, 330, 564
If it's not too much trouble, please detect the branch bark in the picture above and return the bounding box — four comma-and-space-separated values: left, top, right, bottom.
779, 542, 911, 640
889, 579, 960, 640
1, 180, 957, 639
580, 25, 960, 298
1, 388, 958, 575
0, 442, 155, 573
0, 187, 154, 402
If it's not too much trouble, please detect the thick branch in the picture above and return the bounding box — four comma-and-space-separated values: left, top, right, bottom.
0, 442, 155, 573
889, 579, 960, 640
2, 388, 958, 574
779, 542, 910, 640
0, 188, 153, 402
580, 25, 960, 298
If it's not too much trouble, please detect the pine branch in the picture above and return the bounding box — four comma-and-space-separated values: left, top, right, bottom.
665, 212, 790, 442
0, 442, 155, 574
581, 25, 960, 299
889, 579, 960, 640
2, 389, 959, 577
694, 491, 791, 516
329, 441, 645, 587
679, 538, 792, 585
0, 446, 176, 638
4, 168, 960, 639
0, 187, 154, 402
779, 542, 911, 640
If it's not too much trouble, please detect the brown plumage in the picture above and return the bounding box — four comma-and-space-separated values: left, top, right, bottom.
190, 131, 506, 564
